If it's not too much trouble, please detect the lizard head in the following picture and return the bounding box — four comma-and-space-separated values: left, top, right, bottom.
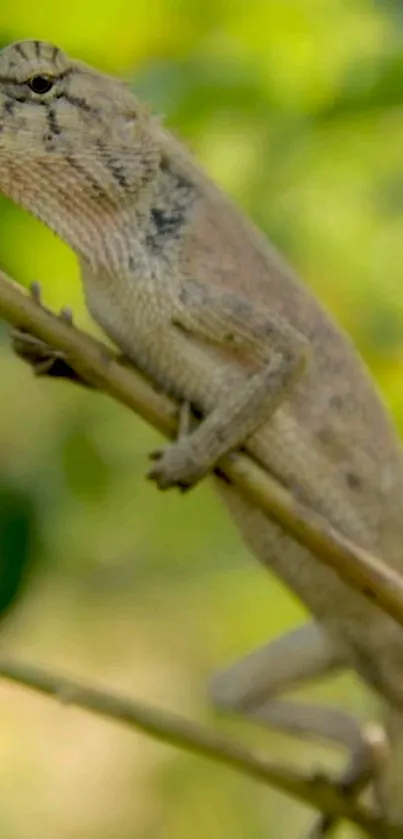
0, 40, 160, 257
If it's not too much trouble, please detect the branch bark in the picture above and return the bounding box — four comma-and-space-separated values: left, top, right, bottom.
1, 269, 403, 628
0, 657, 398, 839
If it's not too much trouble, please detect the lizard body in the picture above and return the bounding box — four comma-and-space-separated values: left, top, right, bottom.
1, 40, 403, 824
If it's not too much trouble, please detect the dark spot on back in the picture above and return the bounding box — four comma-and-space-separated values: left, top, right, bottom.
346, 472, 362, 491
150, 207, 184, 237
146, 154, 199, 253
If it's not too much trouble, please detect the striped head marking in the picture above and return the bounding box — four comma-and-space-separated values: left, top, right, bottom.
0, 40, 160, 255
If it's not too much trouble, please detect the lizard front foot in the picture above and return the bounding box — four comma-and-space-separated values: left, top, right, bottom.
11, 283, 90, 385
12, 282, 70, 373
12, 328, 73, 378
147, 438, 212, 491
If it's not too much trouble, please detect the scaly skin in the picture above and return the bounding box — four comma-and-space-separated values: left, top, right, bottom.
1, 40, 403, 821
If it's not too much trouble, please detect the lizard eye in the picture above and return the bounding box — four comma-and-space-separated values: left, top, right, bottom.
28, 75, 54, 95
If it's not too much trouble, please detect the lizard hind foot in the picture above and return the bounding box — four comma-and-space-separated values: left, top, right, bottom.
304, 722, 389, 839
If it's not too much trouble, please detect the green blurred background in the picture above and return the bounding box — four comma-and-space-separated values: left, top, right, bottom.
0, 1, 402, 836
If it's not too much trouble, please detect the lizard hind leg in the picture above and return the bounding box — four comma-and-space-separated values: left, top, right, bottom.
304, 723, 388, 839
209, 623, 388, 837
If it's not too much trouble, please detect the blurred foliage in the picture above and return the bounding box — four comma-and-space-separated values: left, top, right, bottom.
0, 1, 402, 837
0, 484, 37, 618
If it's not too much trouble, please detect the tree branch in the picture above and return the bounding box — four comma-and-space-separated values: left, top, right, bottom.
0, 657, 399, 838
0, 269, 403, 628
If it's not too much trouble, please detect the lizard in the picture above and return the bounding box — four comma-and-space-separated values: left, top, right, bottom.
0, 39, 403, 831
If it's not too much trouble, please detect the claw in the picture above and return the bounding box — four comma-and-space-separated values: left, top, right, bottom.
34, 357, 58, 376
28, 281, 73, 325
30, 281, 42, 304
11, 329, 41, 347
60, 305, 73, 324
146, 465, 168, 488
146, 465, 193, 493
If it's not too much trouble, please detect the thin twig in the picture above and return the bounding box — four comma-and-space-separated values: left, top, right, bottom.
0, 657, 398, 838
1, 270, 403, 628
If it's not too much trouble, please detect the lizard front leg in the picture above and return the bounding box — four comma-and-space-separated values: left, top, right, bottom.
11, 282, 133, 391
148, 280, 309, 490
10, 282, 92, 386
